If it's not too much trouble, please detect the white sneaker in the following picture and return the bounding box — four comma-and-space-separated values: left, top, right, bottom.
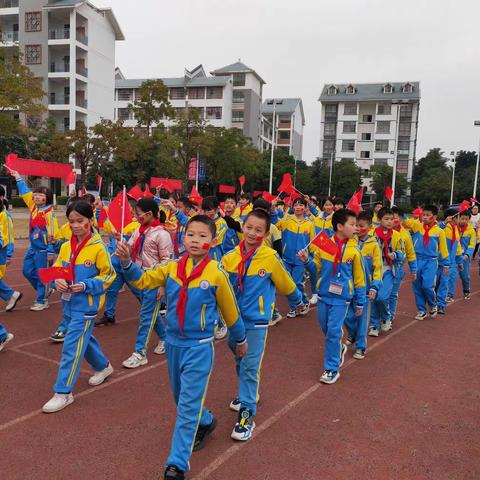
0, 333, 14, 352
30, 302, 49, 311
415, 311, 427, 320
42, 393, 74, 413
309, 294, 318, 305
6, 291, 22, 312
214, 325, 227, 340
154, 340, 166, 355
88, 363, 114, 386
122, 352, 148, 369
368, 327, 379, 337
381, 320, 392, 332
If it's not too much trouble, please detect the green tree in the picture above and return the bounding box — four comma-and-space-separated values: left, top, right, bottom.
329, 159, 362, 200
370, 164, 408, 201
451, 150, 478, 202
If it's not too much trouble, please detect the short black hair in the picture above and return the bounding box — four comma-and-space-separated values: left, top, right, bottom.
136, 197, 159, 218
66, 199, 93, 220
377, 207, 394, 219
239, 193, 251, 201
391, 206, 404, 216
159, 210, 167, 223
321, 197, 335, 207
293, 197, 307, 207
252, 198, 271, 212
375, 201, 384, 207
357, 211, 372, 223
459, 210, 472, 218
245, 208, 271, 232
444, 207, 457, 218
332, 208, 357, 231
187, 214, 216, 238
225, 194, 236, 202
201, 196, 220, 211
423, 204, 438, 216
81, 193, 96, 205
33, 186, 53, 205
333, 198, 346, 207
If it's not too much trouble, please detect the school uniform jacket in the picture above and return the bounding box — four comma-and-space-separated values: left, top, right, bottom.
395, 226, 417, 273
373, 229, 406, 278
458, 224, 476, 258
0, 210, 12, 266
54, 233, 116, 314
233, 204, 253, 223
221, 244, 301, 329
122, 257, 246, 347
437, 223, 463, 268
354, 235, 382, 292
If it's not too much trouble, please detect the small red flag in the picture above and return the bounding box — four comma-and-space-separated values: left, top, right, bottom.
459, 200, 471, 212
290, 191, 302, 200
108, 191, 133, 232
238, 175, 245, 187
97, 208, 108, 228
385, 186, 393, 201
347, 192, 361, 215
127, 185, 144, 201
470, 197, 478, 204
412, 208, 423, 217
143, 184, 155, 198
150, 177, 182, 191
262, 191, 276, 202
311, 231, 339, 256
97, 175, 102, 193
189, 186, 203, 204
80, 185, 87, 196
66, 170, 77, 186
253, 191, 263, 198
38, 266, 73, 285
218, 184, 235, 194
356, 186, 364, 204
277, 173, 293, 193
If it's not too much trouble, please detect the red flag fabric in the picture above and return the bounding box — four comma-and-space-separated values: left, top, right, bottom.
277, 173, 293, 193
347, 192, 361, 215
189, 186, 203, 204
470, 197, 479, 204
97, 175, 102, 192
385, 186, 393, 201
412, 208, 423, 217
143, 184, 155, 198
290, 191, 302, 200
127, 185, 144, 201
38, 266, 73, 285
253, 191, 263, 198
219, 184, 235, 194
459, 200, 471, 212
5, 154, 73, 178
66, 170, 77, 186
97, 208, 108, 228
108, 191, 133, 232
238, 175, 245, 187
262, 191, 276, 202
80, 185, 87, 196
150, 177, 183, 191
311, 231, 339, 256
188, 158, 197, 181
356, 186, 364, 204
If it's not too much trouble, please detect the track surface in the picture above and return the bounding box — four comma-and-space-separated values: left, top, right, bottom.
1, 241, 479, 480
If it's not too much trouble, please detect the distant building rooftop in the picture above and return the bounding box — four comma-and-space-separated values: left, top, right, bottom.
319, 82, 420, 102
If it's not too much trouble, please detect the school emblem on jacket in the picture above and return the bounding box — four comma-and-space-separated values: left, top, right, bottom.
346, 258, 353, 265
258, 269, 266, 278
200, 280, 210, 290
84, 260, 92, 268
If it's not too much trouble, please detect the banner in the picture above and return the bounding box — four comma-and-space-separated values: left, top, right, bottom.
5, 154, 73, 179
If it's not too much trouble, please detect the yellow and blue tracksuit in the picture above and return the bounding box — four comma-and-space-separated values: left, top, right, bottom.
309, 206, 334, 236
272, 212, 316, 303
305, 238, 367, 371
388, 227, 417, 320
436, 223, 462, 306
233, 204, 253, 223
0, 210, 15, 302
449, 224, 476, 296
403, 218, 449, 313
372, 213, 380, 228
53, 233, 116, 394
345, 235, 382, 350
222, 244, 302, 415
17, 179, 59, 305
122, 256, 246, 473
370, 230, 405, 329
210, 216, 230, 260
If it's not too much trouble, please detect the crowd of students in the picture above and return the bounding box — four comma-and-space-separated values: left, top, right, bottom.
0, 172, 478, 480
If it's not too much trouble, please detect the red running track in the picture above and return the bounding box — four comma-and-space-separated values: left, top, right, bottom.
1, 242, 479, 479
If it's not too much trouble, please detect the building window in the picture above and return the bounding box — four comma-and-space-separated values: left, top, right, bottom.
375, 140, 389, 152
187, 87, 205, 99
233, 91, 245, 104
399, 103, 413, 118
374, 158, 388, 166
25, 12, 42, 32
342, 140, 355, 152
25, 45, 41, 65
344, 103, 357, 115
190, 107, 204, 119
324, 122, 336, 136
343, 121, 356, 134
383, 83, 393, 94
397, 159, 409, 173
361, 133, 372, 141
206, 87, 223, 99
377, 103, 391, 115
360, 151, 370, 159
232, 110, 244, 123
278, 130, 290, 140
233, 73, 245, 87
169, 88, 185, 100
362, 114, 373, 123
399, 123, 411, 136
398, 140, 410, 152
327, 85, 338, 95
376, 121, 390, 134
117, 89, 133, 101
402, 83, 413, 93
325, 104, 337, 114
206, 106, 222, 120
345, 84, 356, 95
323, 139, 335, 155
117, 108, 131, 121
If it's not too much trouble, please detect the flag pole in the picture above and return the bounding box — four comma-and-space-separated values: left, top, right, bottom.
120, 185, 126, 243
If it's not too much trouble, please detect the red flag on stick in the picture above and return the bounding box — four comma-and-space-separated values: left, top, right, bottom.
347, 192, 361, 215
385, 186, 393, 202
108, 190, 133, 232
38, 266, 73, 285
66, 170, 77, 186
277, 173, 293, 193
412, 208, 423, 217
97, 208, 108, 228
262, 191, 276, 202
5, 154, 73, 179
311, 231, 339, 256
97, 175, 103, 193
80, 185, 87, 196
189, 186, 203, 204
143, 184, 155, 198
459, 200, 471, 212
238, 175, 245, 190
127, 185, 144, 201
150, 177, 183, 191
470, 197, 478, 204
356, 186, 364, 204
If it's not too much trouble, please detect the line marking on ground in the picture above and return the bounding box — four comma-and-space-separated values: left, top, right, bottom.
10, 348, 90, 374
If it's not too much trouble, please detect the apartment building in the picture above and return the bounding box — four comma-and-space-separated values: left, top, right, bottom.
319, 82, 420, 194
261, 98, 305, 161
0, 0, 123, 131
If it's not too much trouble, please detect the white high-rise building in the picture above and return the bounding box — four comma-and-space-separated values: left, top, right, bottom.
319, 82, 420, 194
0, 0, 124, 131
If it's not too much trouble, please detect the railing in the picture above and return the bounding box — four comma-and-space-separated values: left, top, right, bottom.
50, 95, 70, 105
0, 0, 19, 8
76, 99, 87, 108
0, 31, 18, 43
76, 32, 88, 45
76, 66, 88, 77
278, 122, 291, 129
278, 138, 290, 145
49, 28, 70, 40
50, 62, 70, 73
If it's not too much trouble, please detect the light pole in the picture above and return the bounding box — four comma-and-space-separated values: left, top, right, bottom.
268, 100, 277, 194
449, 150, 456, 206
328, 151, 334, 197
390, 101, 404, 207
474, 121, 480, 199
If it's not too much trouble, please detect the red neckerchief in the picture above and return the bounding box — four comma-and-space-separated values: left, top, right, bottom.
423, 222, 436, 246
167, 210, 174, 222
239, 204, 249, 217
176, 253, 211, 335
393, 224, 401, 232
132, 219, 161, 262
237, 240, 257, 291
458, 224, 468, 236
29, 206, 52, 232
449, 222, 458, 242
69, 233, 92, 283
333, 235, 348, 274
375, 227, 393, 266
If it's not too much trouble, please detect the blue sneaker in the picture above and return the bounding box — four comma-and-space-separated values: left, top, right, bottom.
229, 397, 241, 412
231, 408, 255, 441
320, 370, 340, 384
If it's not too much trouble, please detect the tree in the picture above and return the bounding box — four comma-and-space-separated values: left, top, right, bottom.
29, 119, 71, 164
370, 164, 408, 201
451, 151, 478, 202
329, 159, 362, 200
128, 79, 173, 135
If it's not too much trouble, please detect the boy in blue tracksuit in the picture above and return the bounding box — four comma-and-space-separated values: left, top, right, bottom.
301, 208, 366, 385
42, 200, 116, 414
222, 209, 303, 441
345, 211, 382, 359
116, 215, 247, 480
403, 205, 449, 320
369, 207, 405, 336
11, 170, 59, 310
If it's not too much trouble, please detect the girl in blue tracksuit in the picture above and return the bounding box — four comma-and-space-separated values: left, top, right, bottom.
11, 170, 59, 310
222, 209, 303, 441
42, 201, 116, 414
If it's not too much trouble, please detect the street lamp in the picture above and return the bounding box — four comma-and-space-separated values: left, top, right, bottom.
474, 120, 480, 199
328, 151, 334, 197
390, 101, 407, 207
449, 151, 456, 205
268, 100, 278, 194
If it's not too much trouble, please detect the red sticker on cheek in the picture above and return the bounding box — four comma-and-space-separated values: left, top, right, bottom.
255, 236, 264, 242
84, 224, 90, 230
202, 243, 211, 250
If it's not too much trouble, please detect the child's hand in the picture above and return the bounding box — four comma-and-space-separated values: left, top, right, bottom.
157, 287, 165, 301
368, 289, 377, 300
445, 216, 453, 223
297, 249, 309, 263
442, 266, 449, 276
47, 235, 55, 244
236, 342, 248, 359
458, 264, 464, 272
388, 252, 396, 260
410, 273, 417, 281
70, 283, 85, 293
110, 231, 121, 240
55, 279, 69, 293
218, 208, 225, 218
9, 169, 20, 179
116, 241, 131, 263
271, 198, 278, 207
354, 307, 363, 317
47, 253, 55, 262
463, 255, 469, 262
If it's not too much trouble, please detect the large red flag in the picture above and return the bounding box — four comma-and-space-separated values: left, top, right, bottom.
218, 184, 235, 194
356, 186, 364, 204
150, 177, 183, 192
66, 170, 77, 186
189, 186, 203, 204
127, 185, 144, 201
108, 191, 133, 232
143, 184, 155, 198
311, 231, 338, 256
5, 154, 72, 178
385, 186, 393, 202
277, 173, 293, 193
347, 192, 361, 215
39, 266, 73, 285
262, 191, 276, 202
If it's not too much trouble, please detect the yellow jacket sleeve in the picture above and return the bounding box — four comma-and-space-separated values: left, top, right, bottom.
353, 249, 367, 290
403, 217, 421, 233
215, 265, 241, 329
126, 262, 169, 290
0, 212, 8, 248
438, 230, 449, 261
270, 254, 297, 296
371, 242, 383, 285
404, 232, 416, 263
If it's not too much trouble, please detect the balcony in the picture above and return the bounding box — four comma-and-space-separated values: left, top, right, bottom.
278, 138, 290, 145
76, 98, 87, 109
0, 0, 18, 8
76, 32, 88, 45
278, 122, 291, 129
76, 66, 88, 77
0, 31, 18, 45
49, 62, 70, 73
50, 94, 70, 105
49, 28, 70, 40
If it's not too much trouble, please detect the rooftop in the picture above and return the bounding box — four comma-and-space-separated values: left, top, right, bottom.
116, 75, 231, 90
319, 82, 421, 102
262, 98, 305, 124
211, 61, 266, 85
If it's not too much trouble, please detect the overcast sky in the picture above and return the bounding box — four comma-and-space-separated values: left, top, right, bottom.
96, 0, 480, 164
